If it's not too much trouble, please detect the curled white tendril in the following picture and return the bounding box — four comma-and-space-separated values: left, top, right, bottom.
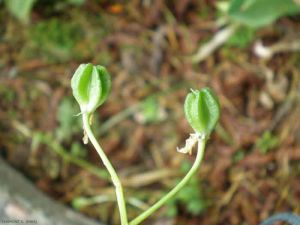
177, 132, 205, 154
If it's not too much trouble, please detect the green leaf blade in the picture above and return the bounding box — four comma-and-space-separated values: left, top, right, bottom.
228, 0, 300, 28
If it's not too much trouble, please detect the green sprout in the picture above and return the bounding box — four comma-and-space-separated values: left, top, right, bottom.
71, 63, 128, 225
71, 63, 220, 225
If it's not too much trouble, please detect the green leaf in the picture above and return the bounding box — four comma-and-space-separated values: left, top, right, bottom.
4, 0, 36, 23
228, 0, 300, 28
226, 26, 255, 48
184, 87, 220, 136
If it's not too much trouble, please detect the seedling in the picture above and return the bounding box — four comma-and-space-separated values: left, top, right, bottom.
71, 63, 220, 225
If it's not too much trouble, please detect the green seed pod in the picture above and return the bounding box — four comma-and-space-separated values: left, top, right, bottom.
184, 87, 220, 136
71, 63, 111, 114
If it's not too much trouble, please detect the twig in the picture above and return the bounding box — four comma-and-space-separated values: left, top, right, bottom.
192, 23, 239, 63
254, 39, 300, 59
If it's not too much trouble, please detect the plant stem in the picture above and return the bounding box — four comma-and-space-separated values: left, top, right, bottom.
82, 113, 128, 225
129, 139, 206, 225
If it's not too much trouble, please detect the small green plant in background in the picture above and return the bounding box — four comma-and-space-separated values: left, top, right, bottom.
70, 142, 87, 159
139, 97, 161, 124
134, 97, 166, 124
70, 63, 220, 225
0, 85, 16, 104
233, 149, 245, 163
28, 18, 84, 62
256, 131, 279, 154
56, 97, 82, 142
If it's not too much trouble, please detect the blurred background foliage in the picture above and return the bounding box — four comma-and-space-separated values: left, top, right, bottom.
0, 0, 300, 225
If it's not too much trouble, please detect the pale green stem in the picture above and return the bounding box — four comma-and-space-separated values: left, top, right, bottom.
82, 113, 128, 225
129, 139, 206, 225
